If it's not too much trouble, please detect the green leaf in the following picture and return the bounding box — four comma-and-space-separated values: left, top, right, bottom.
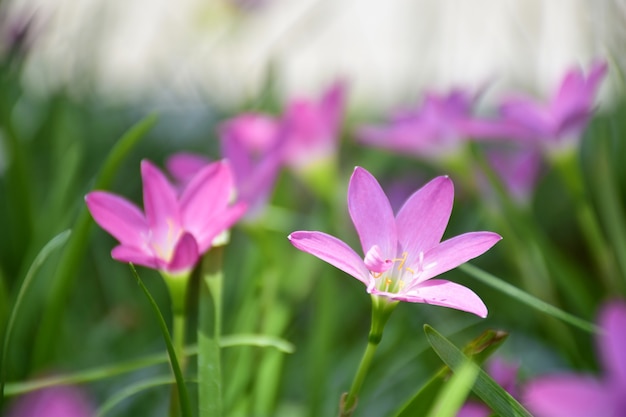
129, 264, 192, 417
32, 114, 158, 368
424, 324, 532, 417
393, 329, 507, 417
426, 360, 479, 417
0, 230, 71, 404
460, 263, 599, 333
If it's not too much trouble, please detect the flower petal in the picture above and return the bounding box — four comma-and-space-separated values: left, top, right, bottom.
85, 191, 148, 247
598, 299, 626, 390
180, 160, 233, 235
193, 202, 248, 253
389, 279, 487, 317
348, 167, 397, 259
141, 160, 181, 232
414, 232, 502, 283
288, 231, 370, 285
364, 245, 393, 273
166, 152, 212, 185
166, 232, 200, 273
524, 375, 614, 417
111, 245, 158, 270
395, 176, 454, 267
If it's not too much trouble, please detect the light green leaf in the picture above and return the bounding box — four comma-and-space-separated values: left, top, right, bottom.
424, 324, 532, 417
393, 329, 507, 417
426, 360, 479, 417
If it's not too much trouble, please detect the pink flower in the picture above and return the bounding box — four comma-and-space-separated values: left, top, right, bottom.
497, 61, 607, 153
86, 159, 246, 275
218, 113, 285, 219
288, 167, 501, 317
357, 89, 481, 160
524, 299, 626, 417
280, 80, 346, 172
481, 145, 543, 206
7, 385, 94, 417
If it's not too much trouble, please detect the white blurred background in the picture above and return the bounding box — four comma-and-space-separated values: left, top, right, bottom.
3, 0, 624, 111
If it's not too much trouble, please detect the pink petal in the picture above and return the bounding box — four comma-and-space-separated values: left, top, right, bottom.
364, 245, 393, 273
180, 160, 233, 235
393, 279, 487, 317
457, 402, 491, 417
111, 245, 158, 270
395, 176, 454, 267
288, 231, 370, 285
499, 97, 553, 136
141, 160, 181, 232
193, 202, 248, 253
348, 167, 397, 259
598, 300, 626, 390
85, 191, 148, 247
524, 375, 614, 417
415, 232, 502, 283
166, 232, 200, 273
166, 152, 212, 185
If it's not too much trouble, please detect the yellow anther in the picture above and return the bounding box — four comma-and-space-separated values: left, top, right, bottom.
385, 278, 393, 286
405, 267, 415, 274
398, 280, 405, 290
372, 272, 382, 279
392, 252, 408, 269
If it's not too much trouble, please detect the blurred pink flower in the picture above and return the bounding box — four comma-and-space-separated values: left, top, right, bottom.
497, 61, 608, 153
289, 167, 501, 317
482, 145, 543, 205
457, 357, 520, 417
280, 80, 346, 172
357, 89, 482, 160
218, 113, 285, 218
86, 159, 246, 274
7, 385, 94, 417
524, 299, 626, 417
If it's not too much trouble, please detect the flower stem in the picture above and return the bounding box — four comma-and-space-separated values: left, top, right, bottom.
198, 247, 224, 417
339, 296, 397, 417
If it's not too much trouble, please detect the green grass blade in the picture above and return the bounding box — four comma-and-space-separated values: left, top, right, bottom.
0, 230, 71, 404
32, 114, 158, 369
5, 334, 293, 396
95, 375, 197, 417
426, 360, 479, 417
393, 329, 507, 417
129, 264, 192, 417
460, 263, 599, 333
424, 325, 532, 417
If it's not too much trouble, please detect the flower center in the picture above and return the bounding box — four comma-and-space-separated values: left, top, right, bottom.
371, 251, 437, 293
150, 218, 183, 262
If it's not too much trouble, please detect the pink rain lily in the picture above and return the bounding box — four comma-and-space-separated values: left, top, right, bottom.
478, 145, 543, 206
86, 159, 246, 275
496, 61, 607, 153
357, 89, 483, 160
7, 385, 94, 417
280, 80, 346, 172
218, 113, 285, 218
524, 299, 626, 417
288, 167, 501, 317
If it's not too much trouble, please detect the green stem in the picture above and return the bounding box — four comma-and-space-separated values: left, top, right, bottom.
129, 265, 192, 417
340, 296, 397, 417
198, 247, 224, 417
